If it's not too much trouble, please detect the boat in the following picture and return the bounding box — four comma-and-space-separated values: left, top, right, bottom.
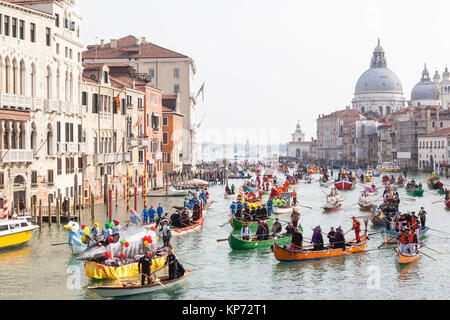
319, 180, 328, 187
230, 215, 275, 232
446, 200, 450, 208
334, 180, 354, 190
273, 206, 295, 215
376, 162, 401, 173
273, 235, 368, 262
183, 179, 209, 188
406, 187, 424, 197
224, 192, 235, 199
380, 227, 429, 236
0, 218, 39, 250
323, 204, 342, 212
428, 176, 442, 190
228, 233, 292, 250
373, 171, 380, 177
88, 270, 191, 298
395, 247, 420, 264
171, 216, 204, 237
147, 187, 189, 197
437, 189, 448, 195
359, 204, 373, 212
228, 175, 252, 179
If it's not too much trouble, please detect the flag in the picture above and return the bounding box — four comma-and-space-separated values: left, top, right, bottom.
115, 94, 121, 110
196, 82, 205, 102
134, 115, 143, 127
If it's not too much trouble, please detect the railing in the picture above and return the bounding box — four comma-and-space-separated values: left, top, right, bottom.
0, 93, 33, 110
58, 101, 66, 114
99, 112, 112, 121
33, 97, 43, 111
139, 139, 149, 148
66, 142, 78, 153
127, 138, 139, 148
79, 143, 86, 154
0, 150, 33, 163
71, 103, 80, 116
94, 153, 131, 164
45, 99, 58, 113
57, 142, 66, 154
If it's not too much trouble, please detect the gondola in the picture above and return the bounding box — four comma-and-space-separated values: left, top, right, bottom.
228, 233, 292, 250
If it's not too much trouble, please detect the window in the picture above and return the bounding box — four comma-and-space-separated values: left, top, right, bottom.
82, 92, 87, 106
78, 52, 81, 63
174, 85, 180, 94
11, 18, 17, 38
149, 69, 155, 77
46, 27, 51, 46
0, 172, 4, 188
174, 68, 180, 78
441, 122, 443, 128
48, 170, 54, 185
65, 47, 68, 58
103, 71, 109, 83
30, 23, 35, 42
57, 122, 61, 143
163, 117, 168, 126
31, 171, 38, 186
69, 49, 72, 59
57, 158, 62, 175
55, 13, 60, 27
138, 98, 143, 109
151, 94, 157, 104
19, 20, 24, 40
138, 150, 144, 163
163, 132, 169, 145
56, 43, 60, 55
92, 94, 99, 113
0, 15, 2, 35
4, 16, 10, 36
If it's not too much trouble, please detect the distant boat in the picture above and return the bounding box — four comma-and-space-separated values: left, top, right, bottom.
147, 187, 189, 197
376, 162, 401, 173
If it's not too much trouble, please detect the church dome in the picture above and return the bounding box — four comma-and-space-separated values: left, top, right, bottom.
442, 67, 450, 81
354, 39, 403, 95
411, 64, 440, 101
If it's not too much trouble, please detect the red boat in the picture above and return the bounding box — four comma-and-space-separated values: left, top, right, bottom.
334, 180, 354, 190
359, 204, 373, 211
446, 200, 450, 208
323, 206, 342, 212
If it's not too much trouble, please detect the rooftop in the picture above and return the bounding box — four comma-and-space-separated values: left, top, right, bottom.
419, 128, 450, 138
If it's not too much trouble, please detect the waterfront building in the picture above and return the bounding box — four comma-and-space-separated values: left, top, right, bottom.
316, 108, 364, 166
377, 118, 393, 164
354, 119, 379, 168
80, 63, 146, 202
418, 127, 450, 172
286, 121, 311, 160
352, 39, 406, 116
0, 0, 83, 213
162, 94, 183, 174
82, 35, 198, 169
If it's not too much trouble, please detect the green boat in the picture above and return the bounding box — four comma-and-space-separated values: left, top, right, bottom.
437, 189, 448, 195
406, 188, 424, 197
228, 233, 292, 250
230, 215, 275, 232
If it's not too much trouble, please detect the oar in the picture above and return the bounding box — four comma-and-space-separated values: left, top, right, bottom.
299, 204, 313, 209
429, 228, 450, 235
51, 242, 67, 246
432, 198, 445, 204
400, 197, 416, 202
420, 251, 437, 261
378, 235, 397, 249
216, 237, 229, 242
420, 244, 443, 254
220, 218, 232, 228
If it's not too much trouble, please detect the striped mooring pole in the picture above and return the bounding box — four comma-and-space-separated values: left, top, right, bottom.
143, 173, 147, 208
2, 197, 8, 219
126, 169, 130, 211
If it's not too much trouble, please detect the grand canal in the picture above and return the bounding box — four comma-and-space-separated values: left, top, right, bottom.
1, 171, 449, 300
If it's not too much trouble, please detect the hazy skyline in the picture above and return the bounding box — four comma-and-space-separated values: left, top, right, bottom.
79, 0, 450, 144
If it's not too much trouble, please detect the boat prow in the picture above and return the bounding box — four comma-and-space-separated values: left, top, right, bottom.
88, 270, 191, 298
395, 247, 420, 264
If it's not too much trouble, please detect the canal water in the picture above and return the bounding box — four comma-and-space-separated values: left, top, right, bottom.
1, 171, 449, 300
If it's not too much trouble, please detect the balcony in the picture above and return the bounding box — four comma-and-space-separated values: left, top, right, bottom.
33, 97, 43, 111
45, 99, 58, 113
127, 138, 139, 149
56, 142, 66, 154
100, 112, 112, 121
0, 150, 33, 163
79, 143, 86, 154
139, 139, 149, 148
94, 153, 124, 164
66, 142, 78, 153
71, 103, 80, 116
0, 93, 33, 110
81, 105, 87, 117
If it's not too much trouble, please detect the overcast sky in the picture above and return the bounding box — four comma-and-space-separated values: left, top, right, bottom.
79, 0, 450, 144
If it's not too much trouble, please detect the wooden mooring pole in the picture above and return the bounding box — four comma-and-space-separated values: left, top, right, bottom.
39, 200, 42, 231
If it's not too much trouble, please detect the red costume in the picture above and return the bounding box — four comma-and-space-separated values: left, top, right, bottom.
352, 217, 361, 243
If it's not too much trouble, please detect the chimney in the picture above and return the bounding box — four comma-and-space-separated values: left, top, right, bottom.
100, 39, 105, 48
111, 39, 117, 48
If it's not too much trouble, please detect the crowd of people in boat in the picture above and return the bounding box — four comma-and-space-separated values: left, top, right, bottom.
230, 201, 269, 221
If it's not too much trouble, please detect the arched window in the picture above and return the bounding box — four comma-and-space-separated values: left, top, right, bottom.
12, 59, 18, 94
30, 64, 36, 97
361, 106, 365, 113
5, 57, 11, 94
47, 123, 54, 156
379, 106, 383, 115
19, 60, 25, 95
93, 132, 98, 154
31, 123, 37, 154
386, 106, 391, 115
46, 66, 52, 100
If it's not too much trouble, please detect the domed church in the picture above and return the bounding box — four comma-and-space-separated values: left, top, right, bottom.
352, 39, 406, 116
410, 64, 450, 109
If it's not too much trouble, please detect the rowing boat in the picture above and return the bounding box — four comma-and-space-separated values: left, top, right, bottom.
380, 227, 429, 236
171, 216, 204, 237
359, 204, 373, 212
395, 247, 420, 264
228, 233, 292, 250
88, 270, 191, 298
273, 206, 295, 215
437, 189, 448, 195
230, 215, 275, 232
406, 188, 424, 197
273, 235, 368, 262
323, 205, 342, 212
334, 180, 354, 190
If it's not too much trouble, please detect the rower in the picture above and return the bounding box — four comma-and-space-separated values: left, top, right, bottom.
285, 222, 295, 235
290, 227, 303, 250
399, 229, 408, 254
141, 206, 150, 224
231, 184, 235, 193
334, 227, 346, 251
291, 209, 300, 229
156, 204, 164, 225
272, 218, 282, 237
418, 207, 427, 228
158, 219, 173, 250
148, 206, 156, 224
352, 216, 361, 243
260, 204, 268, 219
241, 223, 251, 240
407, 228, 418, 253
256, 221, 266, 241
112, 220, 121, 234
327, 227, 336, 248
230, 202, 237, 216
292, 191, 298, 205
311, 226, 324, 251
138, 251, 153, 285
91, 222, 99, 239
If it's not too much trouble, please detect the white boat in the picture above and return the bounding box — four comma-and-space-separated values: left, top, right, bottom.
147, 187, 189, 197
376, 161, 401, 173
0, 218, 39, 250
273, 206, 295, 215
88, 270, 191, 298
183, 179, 209, 188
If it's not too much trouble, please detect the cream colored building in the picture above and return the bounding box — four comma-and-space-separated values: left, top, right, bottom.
82, 35, 198, 169
81, 63, 146, 202
0, 0, 83, 213
418, 128, 450, 172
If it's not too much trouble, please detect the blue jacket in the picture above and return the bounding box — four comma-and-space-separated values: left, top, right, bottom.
157, 206, 164, 217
